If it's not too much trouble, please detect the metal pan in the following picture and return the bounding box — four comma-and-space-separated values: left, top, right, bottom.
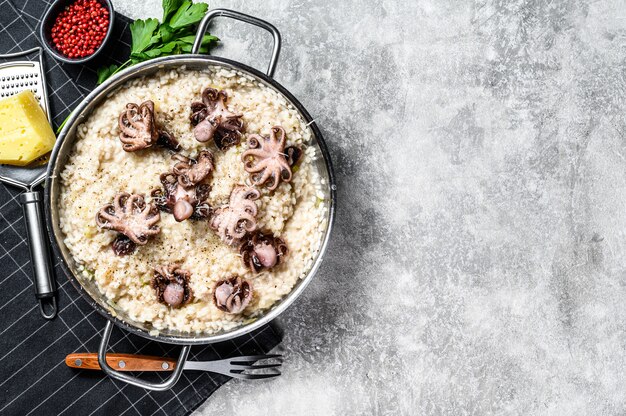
44, 9, 336, 390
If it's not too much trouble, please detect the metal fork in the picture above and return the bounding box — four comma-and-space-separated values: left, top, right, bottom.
65, 352, 283, 380
185, 354, 283, 379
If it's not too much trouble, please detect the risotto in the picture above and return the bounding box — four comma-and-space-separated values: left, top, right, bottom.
58, 66, 326, 334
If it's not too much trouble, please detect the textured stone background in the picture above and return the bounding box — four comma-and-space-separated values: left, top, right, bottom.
114, 0, 626, 414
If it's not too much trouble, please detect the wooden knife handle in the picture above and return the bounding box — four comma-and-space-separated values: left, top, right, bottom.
66, 353, 177, 372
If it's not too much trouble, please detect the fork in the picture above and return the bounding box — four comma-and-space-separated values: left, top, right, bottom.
66, 352, 282, 380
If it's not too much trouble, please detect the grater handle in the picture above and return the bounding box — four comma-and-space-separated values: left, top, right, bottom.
19, 191, 57, 319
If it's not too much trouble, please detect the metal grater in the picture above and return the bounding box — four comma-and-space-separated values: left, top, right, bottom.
0, 47, 57, 319
0, 56, 50, 118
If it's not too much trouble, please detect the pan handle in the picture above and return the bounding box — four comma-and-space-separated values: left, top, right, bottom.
19, 191, 57, 319
98, 321, 191, 391
192, 8, 282, 78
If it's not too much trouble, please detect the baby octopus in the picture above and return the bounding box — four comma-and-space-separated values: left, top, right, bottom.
152, 264, 193, 308
118, 100, 180, 152
152, 151, 214, 222
209, 185, 260, 245
118, 101, 159, 152
239, 231, 288, 273
213, 276, 253, 314
190, 88, 244, 150
172, 151, 214, 188
242, 126, 299, 191
95, 192, 161, 255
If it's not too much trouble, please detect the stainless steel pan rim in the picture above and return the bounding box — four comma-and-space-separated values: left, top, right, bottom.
46, 54, 336, 345
43, 9, 336, 390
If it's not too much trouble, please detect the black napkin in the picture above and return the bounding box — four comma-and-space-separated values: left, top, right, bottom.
0, 1, 282, 415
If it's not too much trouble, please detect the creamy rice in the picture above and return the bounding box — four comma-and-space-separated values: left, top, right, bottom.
58, 66, 326, 334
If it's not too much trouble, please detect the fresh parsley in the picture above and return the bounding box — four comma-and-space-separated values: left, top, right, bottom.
95, 0, 217, 86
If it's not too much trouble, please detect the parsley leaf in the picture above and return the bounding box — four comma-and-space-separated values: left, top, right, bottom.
175, 34, 218, 53
177, 34, 219, 45
97, 64, 119, 84
157, 23, 175, 43
162, 0, 185, 22
169, 1, 208, 29
131, 41, 180, 61
130, 18, 159, 53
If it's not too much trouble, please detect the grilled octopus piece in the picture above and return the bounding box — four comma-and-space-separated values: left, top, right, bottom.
152, 151, 214, 222
152, 264, 193, 308
239, 231, 288, 273
118, 100, 180, 152
209, 186, 260, 245
95, 192, 160, 245
241, 126, 293, 190
172, 151, 214, 188
118, 101, 159, 152
190, 88, 244, 150
156, 129, 181, 152
213, 276, 252, 314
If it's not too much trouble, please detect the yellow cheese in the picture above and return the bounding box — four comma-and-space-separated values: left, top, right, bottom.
0, 90, 56, 166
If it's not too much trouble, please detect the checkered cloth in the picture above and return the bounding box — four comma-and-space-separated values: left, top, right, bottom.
0, 1, 282, 415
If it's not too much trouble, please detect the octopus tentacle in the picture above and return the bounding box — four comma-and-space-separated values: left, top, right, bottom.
241, 148, 268, 161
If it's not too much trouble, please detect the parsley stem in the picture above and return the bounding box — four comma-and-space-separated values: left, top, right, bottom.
110, 59, 132, 77
55, 113, 70, 135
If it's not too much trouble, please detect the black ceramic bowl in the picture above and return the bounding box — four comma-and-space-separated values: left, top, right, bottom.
40, 0, 115, 64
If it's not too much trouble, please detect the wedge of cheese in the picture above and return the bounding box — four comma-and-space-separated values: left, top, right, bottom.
0, 90, 56, 166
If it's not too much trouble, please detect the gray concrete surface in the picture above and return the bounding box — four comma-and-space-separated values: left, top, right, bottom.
114, 0, 626, 414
